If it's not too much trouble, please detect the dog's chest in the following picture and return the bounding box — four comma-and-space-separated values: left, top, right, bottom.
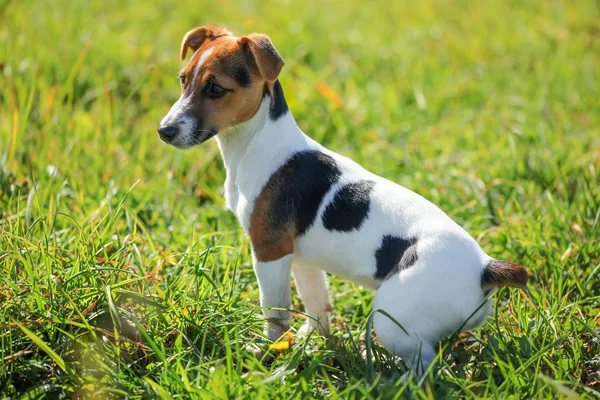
219, 128, 316, 234
222, 172, 252, 233
223, 160, 277, 234
223, 175, 240, 214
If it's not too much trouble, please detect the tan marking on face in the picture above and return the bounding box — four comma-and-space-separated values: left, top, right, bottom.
160, 25, 284, 148
249, 179, 295, 262
180, 36, 267, 134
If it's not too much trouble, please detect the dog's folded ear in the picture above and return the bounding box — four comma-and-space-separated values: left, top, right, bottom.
180, 24, 231, 60
237, 34, 285, 83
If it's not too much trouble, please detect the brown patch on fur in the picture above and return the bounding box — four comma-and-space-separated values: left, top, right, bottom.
237, 34, 285, 82
324, 304, 333, 312
180, 24, 232, 61
249, 183, 295, 262
248, 151, 340, 263
481, 260, 529, 290
181, 36, 266, 129
176, 25, 284, 135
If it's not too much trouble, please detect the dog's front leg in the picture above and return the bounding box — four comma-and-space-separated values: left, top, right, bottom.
253, 253, 293, 342
292, 263, 331, 337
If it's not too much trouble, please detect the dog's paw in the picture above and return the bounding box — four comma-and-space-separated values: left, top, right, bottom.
296, 321, 314, 338
296, 320, 330, 338
245, 342, 266, 359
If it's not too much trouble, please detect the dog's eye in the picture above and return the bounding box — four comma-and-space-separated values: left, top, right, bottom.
179, 74, 186, 86
207, 82, 228, 98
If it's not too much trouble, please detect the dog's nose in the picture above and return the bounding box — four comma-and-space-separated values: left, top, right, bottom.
158, 124, 179, 141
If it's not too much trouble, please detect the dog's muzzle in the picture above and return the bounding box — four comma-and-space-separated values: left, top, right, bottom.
157, 123, 179, 143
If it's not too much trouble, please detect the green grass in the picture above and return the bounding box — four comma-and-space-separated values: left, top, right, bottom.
1, 0, 599, 398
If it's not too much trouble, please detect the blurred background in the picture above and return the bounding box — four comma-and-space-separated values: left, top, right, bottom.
2, 0, 598, 218
1, 0, 599, 398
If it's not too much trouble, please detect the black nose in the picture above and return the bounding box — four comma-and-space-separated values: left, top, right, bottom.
158, 124, 179, 141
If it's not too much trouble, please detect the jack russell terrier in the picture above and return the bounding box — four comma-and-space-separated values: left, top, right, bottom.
158, 24, 528, 376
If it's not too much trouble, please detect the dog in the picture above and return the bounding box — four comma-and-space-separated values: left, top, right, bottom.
158, 24, 528, 376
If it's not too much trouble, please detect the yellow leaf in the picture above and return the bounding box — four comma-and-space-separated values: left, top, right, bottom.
317, 83, 343, 108
268, 331, 294, 351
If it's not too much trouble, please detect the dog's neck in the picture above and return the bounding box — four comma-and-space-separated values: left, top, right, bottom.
215, 82, 306, 174
215, 81, 311, 211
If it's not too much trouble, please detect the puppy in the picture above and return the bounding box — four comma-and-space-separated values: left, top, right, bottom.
158, 24, 528, 375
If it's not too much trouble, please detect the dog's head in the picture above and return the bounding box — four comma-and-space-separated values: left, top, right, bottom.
158, 24, 285, 148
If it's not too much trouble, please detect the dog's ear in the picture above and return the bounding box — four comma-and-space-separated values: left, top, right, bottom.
237, 34, 284, 83
180, 24, 231, 60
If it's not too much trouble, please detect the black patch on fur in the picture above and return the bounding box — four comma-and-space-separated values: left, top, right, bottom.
269, 80, 289, 121
480, 263, 495, 288
263, 150, 341, 236
233, 67, 252, 88
374, 235, 418, 279
322, 180, 375, 232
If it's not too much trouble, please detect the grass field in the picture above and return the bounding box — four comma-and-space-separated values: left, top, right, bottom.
1, 0, 600, 398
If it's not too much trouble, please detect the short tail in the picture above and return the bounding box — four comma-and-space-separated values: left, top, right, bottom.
481, 259, 528, 290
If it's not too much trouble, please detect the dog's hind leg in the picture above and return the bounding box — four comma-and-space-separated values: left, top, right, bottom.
374, 308, 436, 376
373, 273, 439, 377
292, 263, 331, 336
388, 336, 436, 377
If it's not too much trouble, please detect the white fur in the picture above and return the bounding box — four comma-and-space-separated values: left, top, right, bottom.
292, 261, 331, 336
159, 96, 196, 148
159, 47, 214, 148
191, 46, 214, 90
209, 96, 496, 375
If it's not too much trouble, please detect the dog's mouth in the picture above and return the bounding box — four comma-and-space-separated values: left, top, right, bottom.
158, 126, 219, 149
195, 127, 219, 143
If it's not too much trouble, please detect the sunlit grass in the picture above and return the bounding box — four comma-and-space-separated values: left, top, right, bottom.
1, 0, 599, 398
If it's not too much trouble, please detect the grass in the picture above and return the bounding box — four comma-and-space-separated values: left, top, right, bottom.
1, 0, 599, 397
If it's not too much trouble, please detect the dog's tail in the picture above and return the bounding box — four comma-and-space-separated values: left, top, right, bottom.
481, 259, 528, 290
